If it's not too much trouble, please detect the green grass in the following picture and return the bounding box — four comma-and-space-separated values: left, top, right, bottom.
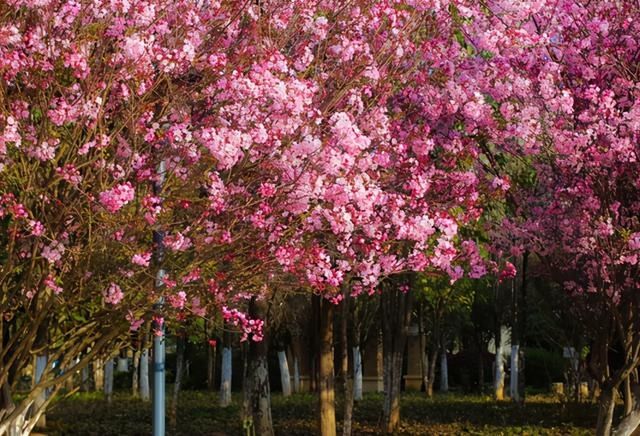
46, 391, 597, 435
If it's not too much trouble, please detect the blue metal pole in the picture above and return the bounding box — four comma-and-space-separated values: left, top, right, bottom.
152, 161, 166, 436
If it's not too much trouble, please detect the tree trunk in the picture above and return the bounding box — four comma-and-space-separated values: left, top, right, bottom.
612, 380, 640, 436
293, 356, 301, 393
104, 358, 114, 403
81, 366, 90, 392
132, 348, 141, 398
94, 358, 104, 391
624, 376, 633, 416
34, 354, 48, 428
353, 346, 363, 401
318, 298, 336, 436
278, 351, 292, 397
426, 347, 438, 398
440, 350, 449, 393
494, 326, 505, 400
170, 332, 186, 428
518, 252, 528, 402
341, 294, 354, 436
381, 285, 413, 433
140, 348, 150, 401
510, 344, 519, 401
207, 342, 216, 392
220, 346, 233, 407
596, 387, 616, 436
247, 297, 274, 436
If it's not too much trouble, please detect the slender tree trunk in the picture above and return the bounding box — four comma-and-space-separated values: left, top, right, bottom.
140, 348, 150, 401
220, 346, 233, 407
353, 346, 363, 401
494, 326, 505, 400
132, 347, 141, 398
510, 344, 520, 401
518, 252, 528, 402
93, 358, 104, 391
418, 301, 429, 396
34, 354, 48, 428
207, 343, 216, 392
318, 298, 337, 436
596, 386, 616, 436
170, 331, 186, 428
624, 376, 633, 416
341, 294, 354, 436
81, 366, 90, 392
381, 285, 413, 433
427, 347, 438, 397
104, 358, 114, 403
440, 350, 449, 393
278, 351, 292, 397
293, 356, 301, 393
247, 297, 274, 436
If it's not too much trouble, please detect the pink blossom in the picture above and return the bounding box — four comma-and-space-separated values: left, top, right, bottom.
131, 251, 152, 267
104, 283, 124, 305
41, 240, 65, 264
28, 220, 44, 237
99, 182, 135, 213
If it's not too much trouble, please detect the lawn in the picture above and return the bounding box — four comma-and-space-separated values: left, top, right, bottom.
45, 391, 598, 435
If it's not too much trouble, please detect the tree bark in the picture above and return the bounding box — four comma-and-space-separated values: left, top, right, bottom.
247, 297, 274, 436
612, 380, 640, 436
34, 354, 48, 428
104, 358, 114, 403
318, 298, 337, 436
170, 331, 186, 428
341, 294, 354, 436
132, 347, 140, 398
440, 350, 449, 393
293, 355, 301, 393
510, 344, 519, 401
426, 347, 438, 397
207, 342, 216, 392
220, 346, 233, 407
381, 285, 413, 433
353, 346, 363, 401
278, 351, 292, 397
494, 326, 505, 400
596, 387, 615, 436
140, 348, 150, 401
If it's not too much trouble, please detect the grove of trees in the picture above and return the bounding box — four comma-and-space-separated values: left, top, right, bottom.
0, 0, 639, 435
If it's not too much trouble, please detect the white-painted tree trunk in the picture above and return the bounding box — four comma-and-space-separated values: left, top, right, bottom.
220, 347, 232, 407
104, 359, 114, 402
440, 351, 449, 393
293, 356, 300, 393
140, 349, 150, 401
277, 351, 292, 396
117, 357, 129, 372
510, 344, 519, 401
494, 331, 505, 400
353, 346, 363, 401
34, 355, 48, 428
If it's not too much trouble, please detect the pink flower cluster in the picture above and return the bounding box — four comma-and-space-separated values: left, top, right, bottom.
221, 306, 264, 342
99, 182, 135, 213
104, 283, 124, 305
